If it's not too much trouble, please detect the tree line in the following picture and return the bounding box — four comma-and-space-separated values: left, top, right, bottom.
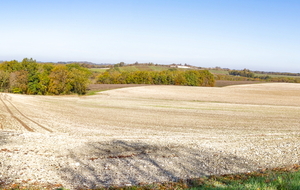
253, 70, 300, 76
216, 73, 300, 83
97, 68, 215, 87
229, 69, 255, 78
0, 58, 91, 95
226, 68, 300, 83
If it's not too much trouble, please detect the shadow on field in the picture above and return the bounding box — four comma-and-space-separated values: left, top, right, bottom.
0, 132, 12, 146
59, 140, 258, 189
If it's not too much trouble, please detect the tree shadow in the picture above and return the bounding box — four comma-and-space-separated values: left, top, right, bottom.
58, 140, 260, 189
0, 131, 13, 146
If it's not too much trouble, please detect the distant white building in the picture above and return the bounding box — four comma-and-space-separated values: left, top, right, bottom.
177, 66, 190, 69
170, 64, 191, 69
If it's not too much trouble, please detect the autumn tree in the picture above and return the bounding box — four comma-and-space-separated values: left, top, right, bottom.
9, 70, 29, 93
0, 60, 22, 72
97, 69, 215, 87
0, 70, 10, 91
66, 63, 91, 95
36, 64, 54, 95
0, 58, 92, 95
48, 65, 71, 95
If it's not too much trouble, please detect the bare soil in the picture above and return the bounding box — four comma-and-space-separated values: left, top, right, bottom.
88, 80, 262, 91
214, 80, 263, 87
0, 83, 300, 189
88, 84, 150, 91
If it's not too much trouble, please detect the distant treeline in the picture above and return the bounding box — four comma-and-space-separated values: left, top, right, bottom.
216, 71, 300, 83
208, 66, 300, 76
229, 69, 255, 78
227, 69, 300, 83
253, 71, 300, 76
0, 58, 91, 95
97, 68, 215, 86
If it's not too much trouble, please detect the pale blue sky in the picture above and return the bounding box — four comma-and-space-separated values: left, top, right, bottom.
1, 0, 299, 72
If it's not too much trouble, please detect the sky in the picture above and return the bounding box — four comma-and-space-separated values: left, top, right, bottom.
1, 0, 300, 72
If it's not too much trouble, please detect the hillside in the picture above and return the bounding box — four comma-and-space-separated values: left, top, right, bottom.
89, 64, 188, 73
1, 83, 300, 189
209, 68, 300, 84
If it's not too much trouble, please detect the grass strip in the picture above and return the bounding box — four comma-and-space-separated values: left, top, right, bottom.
1, 165, 299, 190
98, 164, 300, 190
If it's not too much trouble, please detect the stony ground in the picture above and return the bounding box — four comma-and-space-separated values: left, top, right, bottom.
0, 83, 300, 189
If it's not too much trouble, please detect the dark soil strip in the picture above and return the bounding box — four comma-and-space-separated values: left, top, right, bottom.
88, 84, 150, 91
215, 80, 263, 87
4, 96, 53, 133
0, 95, 34, 132
89, 82, 264, 90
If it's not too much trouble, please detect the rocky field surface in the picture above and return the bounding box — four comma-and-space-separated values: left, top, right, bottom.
0, 83, 300, 189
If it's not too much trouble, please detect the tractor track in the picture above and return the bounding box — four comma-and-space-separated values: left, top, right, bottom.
0, 93, 52, 133
4, 95, 53, 132
0, 94, 34, 132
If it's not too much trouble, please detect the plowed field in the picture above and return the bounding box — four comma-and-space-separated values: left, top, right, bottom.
0, 83, 299, 189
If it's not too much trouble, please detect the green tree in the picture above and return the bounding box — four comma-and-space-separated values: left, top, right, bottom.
36, 64, 54, 95
229, 69, 255, 78
67, 63, 91, 95
19, 58, 40, 94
